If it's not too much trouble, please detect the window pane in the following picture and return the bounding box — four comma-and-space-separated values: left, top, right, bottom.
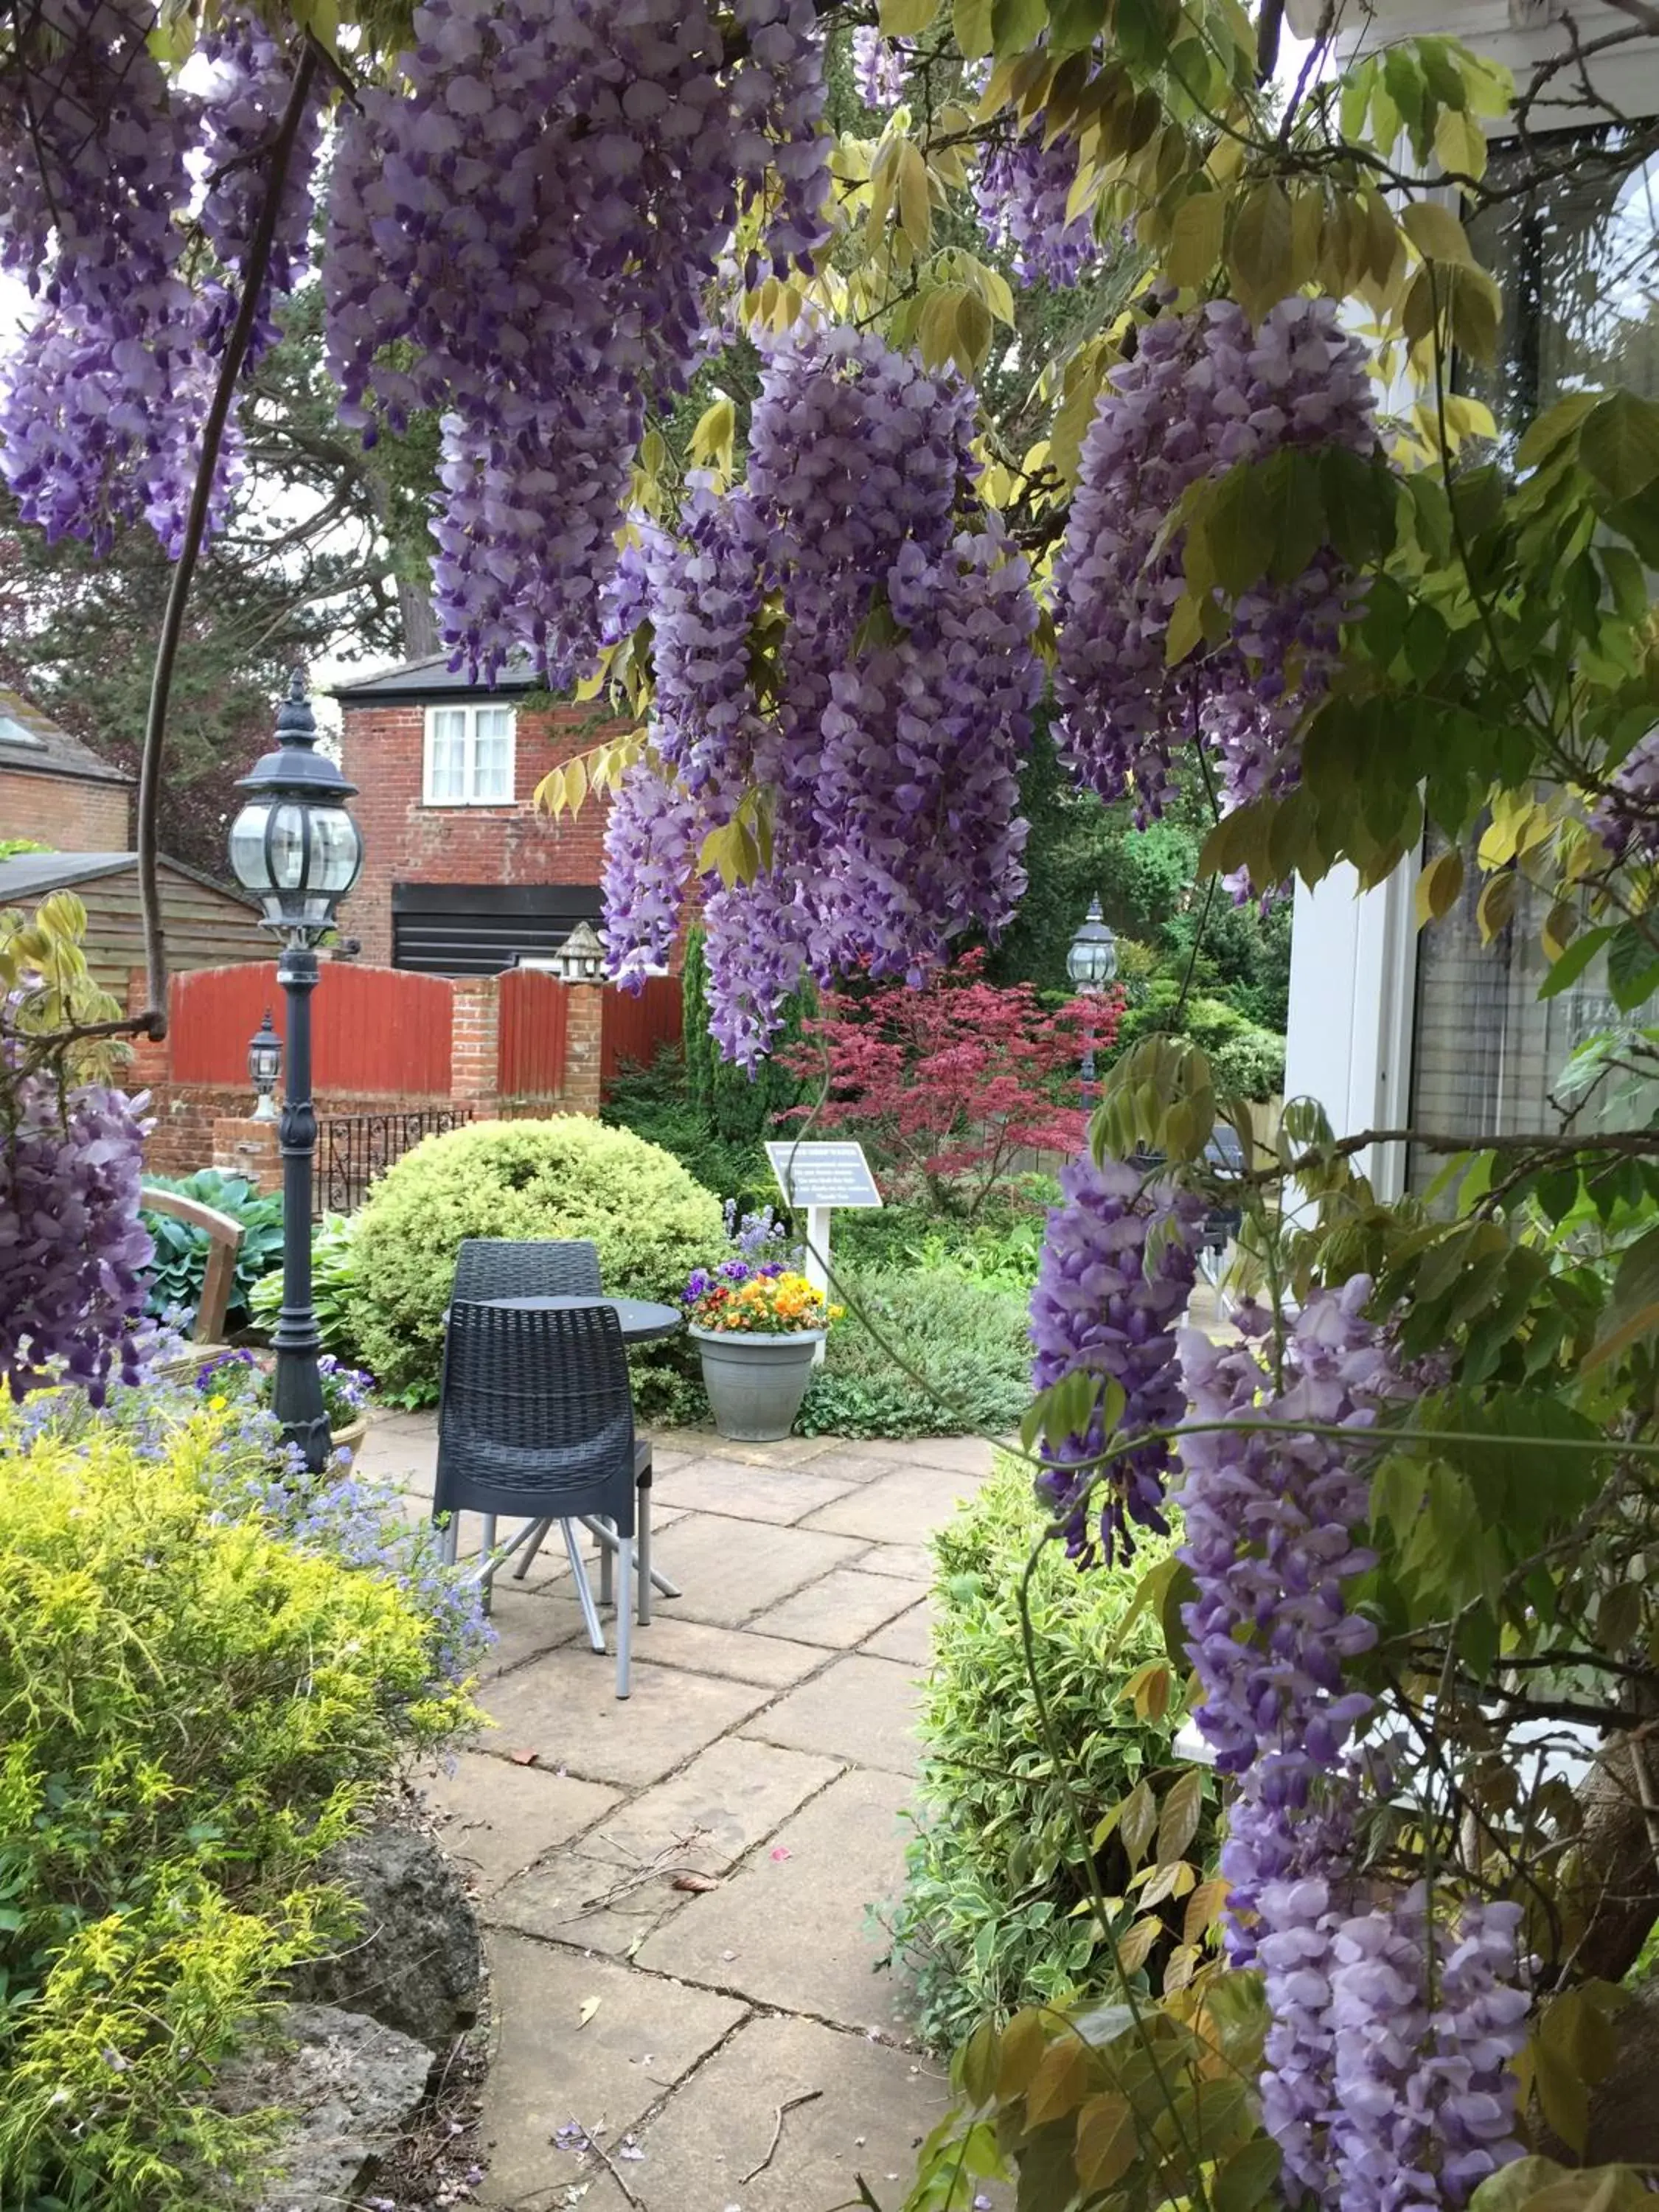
471, 707, 512, 802
426, 709, 467, 802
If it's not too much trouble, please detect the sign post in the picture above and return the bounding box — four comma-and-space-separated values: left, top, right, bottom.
764, 1140, 883, 1363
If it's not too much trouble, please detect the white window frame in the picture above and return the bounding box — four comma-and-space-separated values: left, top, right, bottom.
422, 703, 516, 807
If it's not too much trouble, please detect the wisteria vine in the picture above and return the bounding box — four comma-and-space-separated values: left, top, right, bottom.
1053, 297, 1376, 825
601, 327, 1042, 1065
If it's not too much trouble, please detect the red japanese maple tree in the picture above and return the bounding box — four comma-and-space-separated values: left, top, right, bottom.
780, 950, 1122, 1214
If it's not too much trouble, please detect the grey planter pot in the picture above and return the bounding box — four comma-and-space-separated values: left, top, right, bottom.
689, 1325, 824, 1443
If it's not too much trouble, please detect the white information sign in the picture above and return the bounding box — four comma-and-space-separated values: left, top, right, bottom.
765, 1141, 883, 1365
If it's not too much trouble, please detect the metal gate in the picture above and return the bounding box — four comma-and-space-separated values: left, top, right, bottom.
318, 1107, 473, 1214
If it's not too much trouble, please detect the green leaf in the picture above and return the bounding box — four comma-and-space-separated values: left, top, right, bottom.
1228, 181, 1293, 319
1047, 0, 1107, 49
1214, 2138, 1283, 2212
880, 0, 942, 31
1166, 187, 1224, 288
1606, 919, 1659, 1012
1156, 1767, 1204, 1865
1579, 389, 1659, 500
1515, 392, 1599, 474
1538, 923, 1612, 1000
991, 0, 1048, 53
953, 0, 995, 54
1119, 1778, 1155, 1870
1585, 1222, 1659, 1372
1402, 198, 1475, 265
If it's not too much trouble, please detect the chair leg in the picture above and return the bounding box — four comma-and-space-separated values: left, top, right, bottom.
637, 1481, 653, 1628
512, 1517, 554, 1582
615, 1538, 633, 1699
598, 1517, 615, 1610
480, 1512, 498, 1564
438, 1512, 458, 1567
562, 1520, 607, 1654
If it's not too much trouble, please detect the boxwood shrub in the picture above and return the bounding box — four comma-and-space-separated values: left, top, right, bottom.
883, 1454, 1220, 2052
345, 1116, 724, 1405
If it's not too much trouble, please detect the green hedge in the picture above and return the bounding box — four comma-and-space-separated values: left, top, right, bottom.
0, 1395, 478, 2208
345, 1116, 724, 1405
883, 1456, 1220, 2051
798, 1265, 1033, 1439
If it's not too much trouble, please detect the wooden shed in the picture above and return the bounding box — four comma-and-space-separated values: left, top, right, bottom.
0, 849, 270, 992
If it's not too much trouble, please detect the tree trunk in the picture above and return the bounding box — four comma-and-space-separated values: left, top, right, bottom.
396, 571, 439, 660
1559, 1732, 1659, 1986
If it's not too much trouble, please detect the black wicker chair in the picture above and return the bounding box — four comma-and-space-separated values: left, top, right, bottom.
452, 1237, 603, 1303
434, 1301, 652, 1697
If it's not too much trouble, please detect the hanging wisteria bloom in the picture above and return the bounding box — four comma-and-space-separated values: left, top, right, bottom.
1, 1070, 153, 1404
1026, 1154, 1204, 1563
974, 131, 1098, 288
1177, 1284, 1528, 2211
325, 0, 831, 684
602, 327, 1042, 1065
850, 25, 906, 108
1053, 297, 1375, 827
1589, 730, 1659, 863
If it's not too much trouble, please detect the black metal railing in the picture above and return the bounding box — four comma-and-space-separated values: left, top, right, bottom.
318, 1108, 473, 1215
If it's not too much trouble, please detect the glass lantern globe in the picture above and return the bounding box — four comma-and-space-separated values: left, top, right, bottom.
248, 1008, 282, 1119
1066, 896, 1119, 990
229, 669, 363, 942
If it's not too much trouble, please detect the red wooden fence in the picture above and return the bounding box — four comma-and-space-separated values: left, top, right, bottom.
167, 961, 453, 1094
602, 975, 682, 1082
496, 966, 570, 1096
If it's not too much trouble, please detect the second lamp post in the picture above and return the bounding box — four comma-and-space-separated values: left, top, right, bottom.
227, 669, 364, 1472
1067, 895, 1119, 1105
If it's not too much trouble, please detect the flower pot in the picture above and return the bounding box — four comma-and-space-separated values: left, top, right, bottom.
689, 1325, 824, 1443
330, 1416, 368, 1462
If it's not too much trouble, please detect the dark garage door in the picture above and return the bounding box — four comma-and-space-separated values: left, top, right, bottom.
391, 883, 604, 976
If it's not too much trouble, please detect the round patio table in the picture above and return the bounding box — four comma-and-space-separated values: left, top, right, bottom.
479, 1293, 683, 1343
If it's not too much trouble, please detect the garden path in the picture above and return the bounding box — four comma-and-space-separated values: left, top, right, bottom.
355, 1411, 994, 2212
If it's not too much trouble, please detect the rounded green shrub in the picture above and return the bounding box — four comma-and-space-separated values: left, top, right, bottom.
346, 1116, 725, 1404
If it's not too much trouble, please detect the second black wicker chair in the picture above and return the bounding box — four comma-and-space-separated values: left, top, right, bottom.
434, 1300, 652, 1697
451, 1237, 603, 1303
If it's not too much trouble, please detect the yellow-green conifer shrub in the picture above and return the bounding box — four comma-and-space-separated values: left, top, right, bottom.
346, 1115, 726, 1402
0, 1405, 476, 2209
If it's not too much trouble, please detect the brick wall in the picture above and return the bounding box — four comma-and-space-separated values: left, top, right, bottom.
338, 700, 613, 966
1, 765, 131, 849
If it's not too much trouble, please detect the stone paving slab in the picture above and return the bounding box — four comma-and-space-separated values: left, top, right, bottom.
419, 1750, 620, 1897
748, 1568, 929, 1649
639, 1512, 867, 1628
853, 1540, 938, 1582
633, 2011, 952, 2212
633, 1767, 917, 2035
582, 1736, 843, 1876
792, 1446, 919, 1487
648, 1427, 839, 1467
488, 1846, 689, 1961
887, 1436, 999, 1476
650, 1458, 863, 1526
743, 1655, 923, 1778
478, 1582, 590, 1677
479, 1651, 773, 1790
862, 1600, 933, 1669
476, 1935, 745, 2208
802, 1464, 989, 1549
624, 1615, 827, 1688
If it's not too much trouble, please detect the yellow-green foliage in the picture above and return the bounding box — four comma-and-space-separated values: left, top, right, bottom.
347, 1114, 725, 1402
0, 1405, 474, 2209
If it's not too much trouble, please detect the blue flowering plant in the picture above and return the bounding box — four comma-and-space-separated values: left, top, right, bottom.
193, 1345, 375, 1436
681, 1200, 805, 1309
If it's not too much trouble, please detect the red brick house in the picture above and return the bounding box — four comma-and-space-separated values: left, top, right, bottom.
332, 655, 613, 974
0, 685, 134, 851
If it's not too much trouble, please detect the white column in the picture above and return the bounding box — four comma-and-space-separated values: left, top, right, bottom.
1283, 855, 1419, 1201
801, 1203, 832, 1366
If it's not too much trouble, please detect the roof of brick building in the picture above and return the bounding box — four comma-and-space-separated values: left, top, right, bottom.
330, 652, 542, 705
0, 686, 133, 785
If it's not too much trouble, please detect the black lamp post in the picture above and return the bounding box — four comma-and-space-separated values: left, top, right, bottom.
248, 1009, 282, 1121
1065, 895, 1119, 1103
227, 669, 363, 1472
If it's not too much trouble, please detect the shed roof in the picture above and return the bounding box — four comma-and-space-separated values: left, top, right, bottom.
0, 686, 134, 786
0, 849, 259, 911
330, 651, 542, 705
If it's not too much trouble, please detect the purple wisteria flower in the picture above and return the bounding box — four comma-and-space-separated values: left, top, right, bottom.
1053, 298, 1375, 830
1027, 1155, 1204, 1564
851, 26, 905, 108
974, 132, 1098, 288
1590, 730, 1659, 864
1177, 1283, 1529, 2211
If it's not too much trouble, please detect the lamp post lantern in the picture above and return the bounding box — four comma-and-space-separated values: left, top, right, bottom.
248, 1009, 282, 1121
1065, 896, 1119, 1103
227, 669, 363, 1471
